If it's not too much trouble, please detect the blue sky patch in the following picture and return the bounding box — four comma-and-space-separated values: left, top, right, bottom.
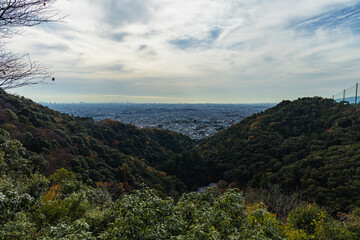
170, 28, 222, 50
169, 38, 201, 49
110, 32, 128, 42
209, 28, 221, 40
290, 3, 360, 35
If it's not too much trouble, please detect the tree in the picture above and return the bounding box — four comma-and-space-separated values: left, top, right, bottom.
0, 0, 60, 89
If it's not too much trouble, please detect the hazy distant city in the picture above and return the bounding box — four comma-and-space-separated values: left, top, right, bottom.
44, 103, 274, 140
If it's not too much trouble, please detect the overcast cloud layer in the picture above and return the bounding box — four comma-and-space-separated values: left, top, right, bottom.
7, 0, 360, 103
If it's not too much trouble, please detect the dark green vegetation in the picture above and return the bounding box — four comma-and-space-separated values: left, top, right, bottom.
0, 89, 194, 195
2, 162, 360, 239
1, 91, 360, 239
162, 97, 360, 213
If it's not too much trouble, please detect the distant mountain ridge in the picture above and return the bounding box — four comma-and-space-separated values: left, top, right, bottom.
161, 97, 360, 212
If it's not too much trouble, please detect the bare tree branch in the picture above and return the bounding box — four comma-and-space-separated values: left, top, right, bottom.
0, 0, 62, 89
0, 51, 51, 89
0, 0, 60, 32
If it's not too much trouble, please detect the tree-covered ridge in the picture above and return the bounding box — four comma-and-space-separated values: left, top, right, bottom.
162, 97, 360, 212
93, 118, 195, 167
0, 89, 194, 194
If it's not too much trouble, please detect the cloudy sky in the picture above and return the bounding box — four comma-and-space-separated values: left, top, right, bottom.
7, 0, 360, 103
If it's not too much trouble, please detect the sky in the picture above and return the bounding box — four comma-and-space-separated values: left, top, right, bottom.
6, 0, 360, 103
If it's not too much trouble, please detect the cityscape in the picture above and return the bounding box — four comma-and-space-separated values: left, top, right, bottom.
43, 103, 274, 140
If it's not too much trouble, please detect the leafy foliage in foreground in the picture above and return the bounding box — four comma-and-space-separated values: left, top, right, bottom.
1, 175, 360, 239
1, 137, 359, 239
162, 97, 360, 212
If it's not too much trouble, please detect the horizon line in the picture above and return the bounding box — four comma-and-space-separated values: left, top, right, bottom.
40, 101, 278, 105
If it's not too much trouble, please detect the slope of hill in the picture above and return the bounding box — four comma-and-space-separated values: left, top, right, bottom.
1, 93, 360, 238
2, 90, 360, 212
0, 90, 194, 194
161, 97, 360, 212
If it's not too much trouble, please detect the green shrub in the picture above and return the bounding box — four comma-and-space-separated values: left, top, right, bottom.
0, 139, 29, 175
0, 175, 39, 224
18, 115, 30, 124
42, 219, 94, 239
5, 109, 18, 122
48, 168, 77, 184
35, 192, 88, 225
287, 204, 330, 234
313, 218, 355, 240
0, 213, 38, 240
351, 207, 360, 217
0, 128, 10, 144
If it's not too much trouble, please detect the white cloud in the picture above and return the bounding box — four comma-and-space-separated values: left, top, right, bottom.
6, 0, 360, 103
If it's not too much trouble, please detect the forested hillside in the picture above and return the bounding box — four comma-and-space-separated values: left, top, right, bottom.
2, 91, 360, 214
2, 92, 360, 238
0, 90, 194, 194
162, 97, 360, 213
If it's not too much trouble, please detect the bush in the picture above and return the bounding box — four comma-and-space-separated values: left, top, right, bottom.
0, 213, 38, 240
313, 218, 354, 240
18, 115, 30, 124
0, 139, 29, 175
351, 207, 360, 217
0, 174, 41, 224
100, 188, 285, 240
35, 192, 89, 226
42, 219, 94, 239
287, 204, 330, 234
5, 109, 18, 122
48, 168, 77, 184
0, 128, 10, 144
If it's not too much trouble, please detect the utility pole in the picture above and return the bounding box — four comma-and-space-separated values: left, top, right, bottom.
355, 83, 358, 106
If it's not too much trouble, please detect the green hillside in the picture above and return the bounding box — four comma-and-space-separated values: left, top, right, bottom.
2, 91, 359, 212
2, 92, 360, 239
162, 97, 360, 212
0, 89, 194, 194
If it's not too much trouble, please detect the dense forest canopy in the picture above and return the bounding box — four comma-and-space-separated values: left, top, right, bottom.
1, 152, 360, 239
161, 97, 360, 213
